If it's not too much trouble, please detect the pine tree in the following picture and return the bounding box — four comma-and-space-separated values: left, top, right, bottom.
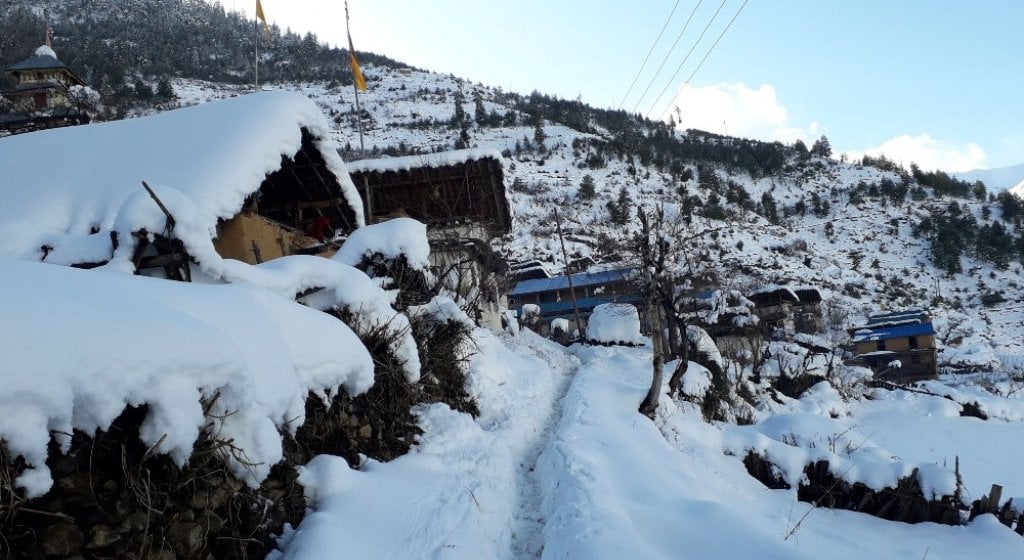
532, 113, 546, 152
810, 135, 832, 158
133, 79, 153, 101
578, 174, 596, 200
156, 78, 176, 100
451, 93, 466, 128
473, 92, 486, 126
606, 187, 632, 225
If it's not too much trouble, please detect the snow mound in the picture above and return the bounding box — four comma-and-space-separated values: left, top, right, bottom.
0, 258, 374, 498
333, 217, 431, 271
587, 303, 643, 345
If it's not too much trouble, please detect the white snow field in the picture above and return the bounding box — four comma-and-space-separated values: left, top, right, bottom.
269, 332, 1024, 559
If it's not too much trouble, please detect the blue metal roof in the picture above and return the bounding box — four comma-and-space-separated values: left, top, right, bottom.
510, 267, 638, 296
527, 294, 644, 317
853, 321, 935, 343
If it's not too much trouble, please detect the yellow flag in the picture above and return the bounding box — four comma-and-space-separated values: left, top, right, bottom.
256, 0, 271, 42
347, 31, 367, 91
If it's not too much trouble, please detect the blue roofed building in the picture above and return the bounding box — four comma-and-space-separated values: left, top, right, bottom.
850, 309, 937, 382
508, 267, 643, 334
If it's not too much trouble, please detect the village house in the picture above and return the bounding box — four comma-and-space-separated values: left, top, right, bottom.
1, 44, 89, 134
346, 149, 512, 328
747, 286, 799, 337
683, 289, 763, 365
792, 288, 825, 334
746, 285, 826, 338
0, 90, 364, 278
509, 267, 642, 335
850, 309, 938, 382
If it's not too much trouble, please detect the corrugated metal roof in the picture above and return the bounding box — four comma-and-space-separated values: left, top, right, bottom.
527, 294, 644, 317
853, 321, 935, 343
510, 267, 638, 296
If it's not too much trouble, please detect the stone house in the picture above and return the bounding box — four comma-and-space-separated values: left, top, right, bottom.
346, 149, 512, 328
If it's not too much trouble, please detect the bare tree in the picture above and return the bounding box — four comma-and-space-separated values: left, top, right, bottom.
636, 205, 690, 417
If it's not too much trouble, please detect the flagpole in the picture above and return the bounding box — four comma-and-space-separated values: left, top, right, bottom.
254, 10, 259, 90
345, 1, 365, 158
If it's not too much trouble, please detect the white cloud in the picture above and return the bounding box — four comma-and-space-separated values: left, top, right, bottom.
662, 82, 818, 144
844, 134, 987, 173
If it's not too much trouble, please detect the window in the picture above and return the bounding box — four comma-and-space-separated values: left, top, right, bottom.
876, 339, 887, 351
908, 336, 918, 349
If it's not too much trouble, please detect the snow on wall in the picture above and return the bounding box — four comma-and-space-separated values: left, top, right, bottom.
0, 90, 364, 263
0, 257, 374, 498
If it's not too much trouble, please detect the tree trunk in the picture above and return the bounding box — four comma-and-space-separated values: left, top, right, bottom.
640, 301, 665, 418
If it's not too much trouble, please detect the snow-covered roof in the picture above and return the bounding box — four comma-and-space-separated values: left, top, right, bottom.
345, 148, 504, 174
852, 321, 936, 343
865, 309, 930, 327
747, 285, 800, 304
6, 45, 67, 71
0, 90, 364, 263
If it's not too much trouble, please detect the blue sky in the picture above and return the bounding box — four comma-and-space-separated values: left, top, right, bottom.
240, 0, 1022, 172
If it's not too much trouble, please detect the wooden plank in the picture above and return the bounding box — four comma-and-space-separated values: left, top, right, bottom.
261, 197, 346, 213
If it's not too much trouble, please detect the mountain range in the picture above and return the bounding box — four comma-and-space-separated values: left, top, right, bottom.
957, 162, 1024, 192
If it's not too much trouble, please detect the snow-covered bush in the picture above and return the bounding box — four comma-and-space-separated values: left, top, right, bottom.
521, 303, 541, 331
587, 303, 643, 345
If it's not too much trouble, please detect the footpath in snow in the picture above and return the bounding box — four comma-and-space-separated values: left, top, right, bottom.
272, 329, 578, 560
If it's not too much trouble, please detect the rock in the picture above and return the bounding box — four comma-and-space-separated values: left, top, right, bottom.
167, 521, 205, 556
43, 523, 84, 556
359, 424, 373, 439
86, 524, 121, 549
118, 512, 150, 534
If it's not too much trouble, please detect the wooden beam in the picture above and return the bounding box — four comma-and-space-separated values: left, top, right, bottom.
261, 197, 347, 213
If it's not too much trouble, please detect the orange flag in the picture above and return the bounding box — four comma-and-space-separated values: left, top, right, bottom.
347, 31, 367, 91
256, 0, 271, 41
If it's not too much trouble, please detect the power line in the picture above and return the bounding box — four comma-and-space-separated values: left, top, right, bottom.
655, 0, 751, 121
619, 0, 682, 110
628, 0, 704, 114
644, 0, 729, 118
678, 0, 751, 104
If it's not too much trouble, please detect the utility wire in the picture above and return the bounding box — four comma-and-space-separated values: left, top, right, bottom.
644, 0, 729, 117
629, 0, 704, 114
656, 0, 752, 121
619, 0, 682, 110
679, 0, 753, 98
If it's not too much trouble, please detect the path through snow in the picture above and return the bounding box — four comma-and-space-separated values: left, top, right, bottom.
508, 337, 578, 558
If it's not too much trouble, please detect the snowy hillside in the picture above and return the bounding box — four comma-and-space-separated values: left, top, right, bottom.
170, 69, 1024, 374
958, 162, 1024, 192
